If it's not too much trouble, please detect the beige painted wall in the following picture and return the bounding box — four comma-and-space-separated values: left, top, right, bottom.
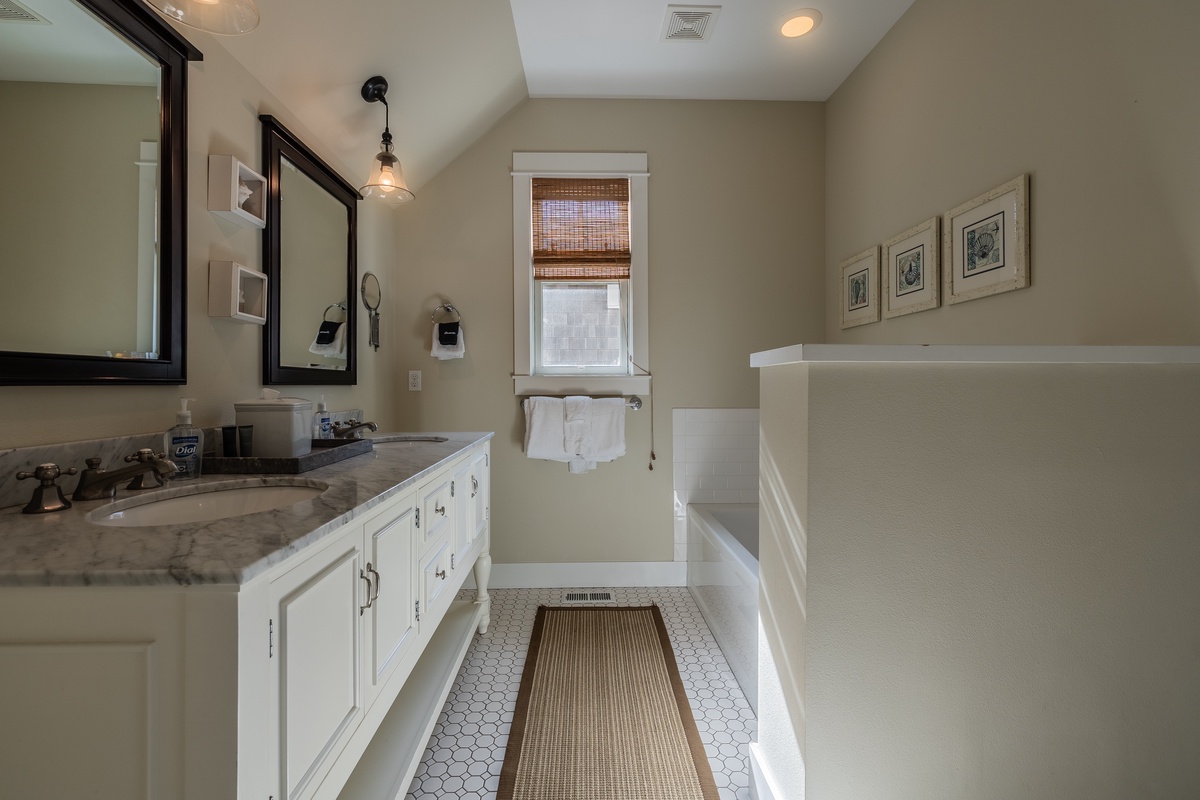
0, 81, 158, 356
0, 37, 397, 449
825, 0, 1200, 345
797, 362, 1200, 799
392, 98, 825, 564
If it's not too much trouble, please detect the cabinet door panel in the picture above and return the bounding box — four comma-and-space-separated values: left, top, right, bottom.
365, 502, 418, 690
271, 541, 363, 800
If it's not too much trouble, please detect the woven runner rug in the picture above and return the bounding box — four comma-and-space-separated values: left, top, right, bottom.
498, 605, 718, 800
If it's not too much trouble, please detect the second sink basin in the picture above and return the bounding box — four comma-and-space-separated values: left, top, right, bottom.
87, 479, 328, 527
370, 434, 449, 446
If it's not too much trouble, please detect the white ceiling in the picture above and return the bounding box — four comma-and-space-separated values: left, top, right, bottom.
0, 0, 158, 84
510, 0, 916, 101
2, 0, 916, 192
208, 0, 915, 193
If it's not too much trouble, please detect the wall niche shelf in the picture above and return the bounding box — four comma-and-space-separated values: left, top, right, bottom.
208, 154, 267, 228
209, 261, 267, 324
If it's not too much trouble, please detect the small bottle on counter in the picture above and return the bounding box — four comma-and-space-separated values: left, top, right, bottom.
314, 395, 332, 440
165, 398, 203, 479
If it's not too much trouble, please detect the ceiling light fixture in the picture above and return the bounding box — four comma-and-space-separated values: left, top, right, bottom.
781, 8, 822, 38
143, 0, 260, 36
359, 76, 415, 206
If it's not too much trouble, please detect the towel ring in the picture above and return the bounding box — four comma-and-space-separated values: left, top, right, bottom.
324, 303, 346, 322
432, 302, 461, 324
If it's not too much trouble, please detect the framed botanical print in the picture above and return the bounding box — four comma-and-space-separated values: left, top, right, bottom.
839, 246, 880, 329
943, 174, 1030, 304
883, 216, 939, 318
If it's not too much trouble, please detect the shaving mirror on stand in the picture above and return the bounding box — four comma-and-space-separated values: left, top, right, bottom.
260, 115, 359, 385
361, 272, 381, 351
0, 0, 200, 385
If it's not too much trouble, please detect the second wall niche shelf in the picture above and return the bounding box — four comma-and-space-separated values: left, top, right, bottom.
209, 261, 267, 324
208, 154, 267, 228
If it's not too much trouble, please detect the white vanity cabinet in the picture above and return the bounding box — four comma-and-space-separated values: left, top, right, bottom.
0, 435, 492, 800
264, 486, 423, 800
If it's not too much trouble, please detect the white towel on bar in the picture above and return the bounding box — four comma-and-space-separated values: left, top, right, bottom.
524, 397, 571, 463
584, 397, 626, 462
430, 323, 465, 359
524, 396, 627, 472
563, 396, 593, 472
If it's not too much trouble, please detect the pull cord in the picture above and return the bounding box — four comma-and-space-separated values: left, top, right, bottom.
630, 360, 655, 470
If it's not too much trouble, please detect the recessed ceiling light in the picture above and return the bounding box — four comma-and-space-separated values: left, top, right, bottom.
781, 9, 822, 38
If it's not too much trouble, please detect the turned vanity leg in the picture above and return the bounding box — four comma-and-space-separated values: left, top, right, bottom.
473, 552, 492, 634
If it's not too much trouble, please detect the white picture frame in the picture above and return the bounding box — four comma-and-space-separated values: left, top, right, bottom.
943, 174, 1030, 304
839, 246, 880, 329
883, 216, 940, 318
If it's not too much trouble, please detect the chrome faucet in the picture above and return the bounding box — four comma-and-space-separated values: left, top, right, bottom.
332, 420, 379, 439
72, 449, 178, 501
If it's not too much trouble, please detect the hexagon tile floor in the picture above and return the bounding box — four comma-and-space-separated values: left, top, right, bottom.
404, 587, 756, 800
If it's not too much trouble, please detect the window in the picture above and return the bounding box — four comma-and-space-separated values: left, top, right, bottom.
513, 153, 649, 396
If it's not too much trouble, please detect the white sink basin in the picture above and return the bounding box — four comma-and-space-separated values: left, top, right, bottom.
370, 434, 449, 446
88, 480, 328, 527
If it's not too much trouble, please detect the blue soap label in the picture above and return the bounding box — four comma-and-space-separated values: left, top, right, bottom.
171, 436, 199, 459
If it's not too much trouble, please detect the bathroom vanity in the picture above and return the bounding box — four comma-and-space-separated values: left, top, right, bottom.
0, 432, 492, 800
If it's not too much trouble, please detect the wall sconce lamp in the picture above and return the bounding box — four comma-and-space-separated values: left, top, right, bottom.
143, 0, 260, 35
359, 76, 415, 205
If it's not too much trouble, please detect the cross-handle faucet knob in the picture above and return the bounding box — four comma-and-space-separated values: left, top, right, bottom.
16, 463, 79, 514
124, 448, 163, 464
124, 448, 169, 490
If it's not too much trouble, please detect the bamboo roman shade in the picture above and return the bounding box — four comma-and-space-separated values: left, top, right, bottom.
532, 178, 631, 281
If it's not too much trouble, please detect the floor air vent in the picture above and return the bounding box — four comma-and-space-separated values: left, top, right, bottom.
562, 590, 616, 604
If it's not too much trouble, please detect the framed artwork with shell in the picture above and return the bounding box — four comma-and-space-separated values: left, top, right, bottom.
943, 174, 1029, 304
883, 216, 940, 318
839, 246, 880, 329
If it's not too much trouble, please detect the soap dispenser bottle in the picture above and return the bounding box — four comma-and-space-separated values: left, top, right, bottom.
165, 398, 203, 479
314, 395, 332, 440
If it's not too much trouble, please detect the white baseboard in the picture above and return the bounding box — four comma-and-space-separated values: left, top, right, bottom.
461, 561, 686, 589
749, 742, 794, 800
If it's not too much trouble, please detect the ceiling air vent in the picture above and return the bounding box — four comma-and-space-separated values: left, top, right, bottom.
661, 4, 720, 42
0, 0, 48, 23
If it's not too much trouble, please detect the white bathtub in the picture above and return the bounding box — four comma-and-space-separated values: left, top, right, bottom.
686, 503, 758, 712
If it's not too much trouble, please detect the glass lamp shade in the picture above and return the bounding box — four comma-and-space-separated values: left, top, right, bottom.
144, 0, 260, 35
360, 139, 415, 205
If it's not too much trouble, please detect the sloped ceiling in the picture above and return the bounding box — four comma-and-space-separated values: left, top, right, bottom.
207, 0, 914, 194
213, 0, 529, 193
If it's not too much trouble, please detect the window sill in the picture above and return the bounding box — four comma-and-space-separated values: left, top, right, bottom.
513, 375, 651, 396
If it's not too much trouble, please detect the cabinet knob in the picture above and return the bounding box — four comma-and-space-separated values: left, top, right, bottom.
435, 503, 446, 516
435, 568, 447, 580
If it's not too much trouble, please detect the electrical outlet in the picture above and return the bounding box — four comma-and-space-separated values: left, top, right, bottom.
408, 370, 422, 391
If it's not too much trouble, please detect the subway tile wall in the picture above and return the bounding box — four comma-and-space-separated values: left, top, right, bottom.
671, 409, 760, 562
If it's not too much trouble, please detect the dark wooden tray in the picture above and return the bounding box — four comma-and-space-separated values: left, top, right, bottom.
204, 437, 373, 474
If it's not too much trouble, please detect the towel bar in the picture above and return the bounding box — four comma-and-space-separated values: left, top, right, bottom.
522, 395, 642, 411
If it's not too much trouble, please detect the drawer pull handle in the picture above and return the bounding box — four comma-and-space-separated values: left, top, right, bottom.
435, 503, 446, 516
368, 564, 381, 603
435, 568, 447, 580
359, 568, 373, 615
471, 476, 479, 497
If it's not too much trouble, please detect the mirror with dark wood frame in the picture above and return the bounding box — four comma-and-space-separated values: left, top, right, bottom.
0, 0, 201, 385
260, 115, 359, 386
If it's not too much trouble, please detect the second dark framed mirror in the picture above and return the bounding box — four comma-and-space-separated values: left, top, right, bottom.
260, 115, 359, 385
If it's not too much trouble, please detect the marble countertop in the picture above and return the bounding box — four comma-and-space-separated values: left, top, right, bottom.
0, 432, 492, 589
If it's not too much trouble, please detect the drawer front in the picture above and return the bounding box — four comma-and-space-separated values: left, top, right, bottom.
418, 475, 454, 553
419, 538, 455, 622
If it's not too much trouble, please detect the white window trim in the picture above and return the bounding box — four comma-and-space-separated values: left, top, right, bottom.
512, 152, 650, 396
